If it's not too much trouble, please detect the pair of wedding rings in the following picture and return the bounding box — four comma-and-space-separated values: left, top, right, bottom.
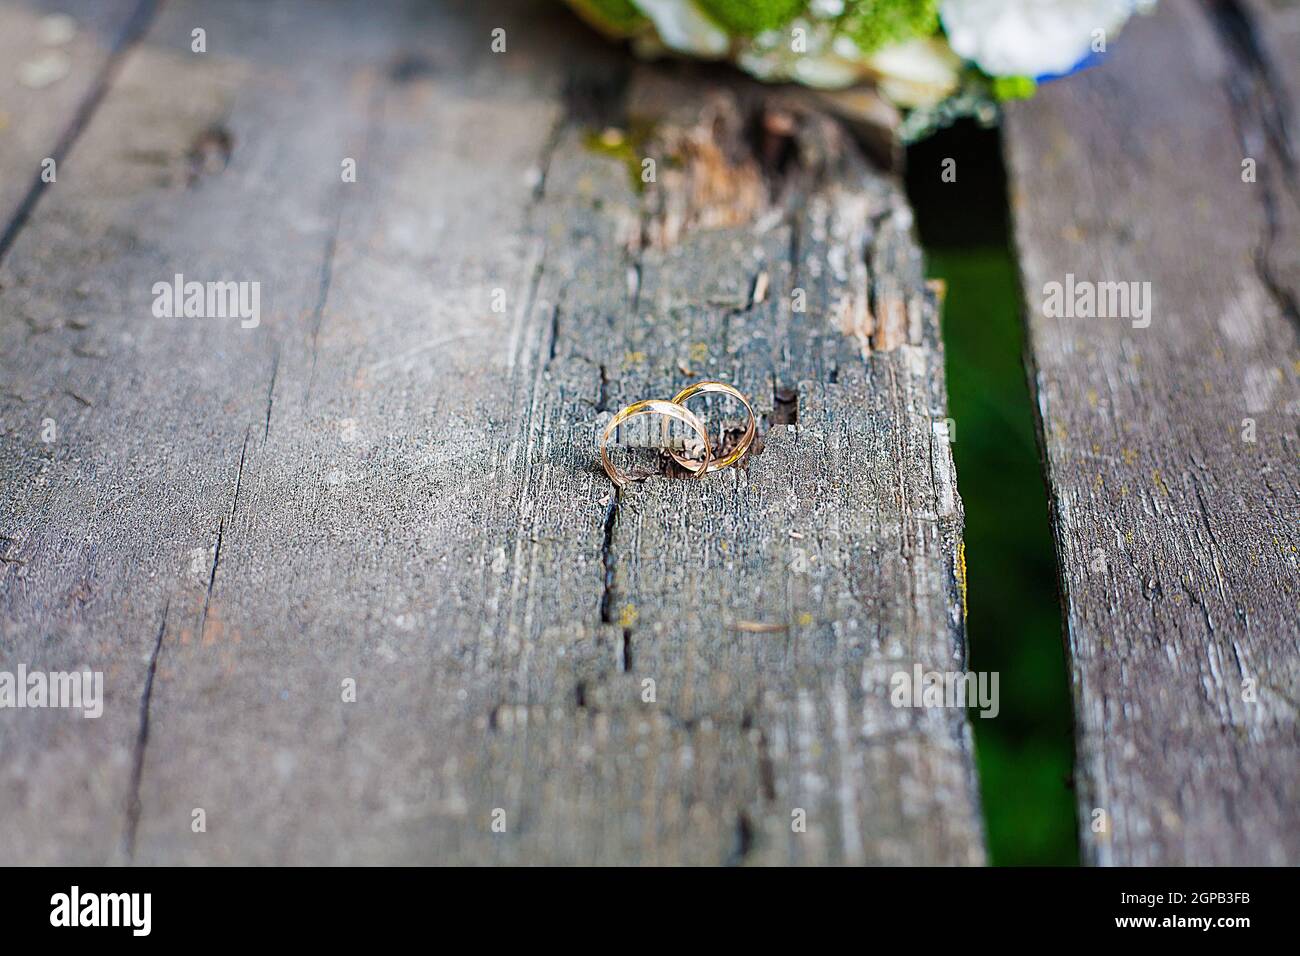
599, 381, 756, 488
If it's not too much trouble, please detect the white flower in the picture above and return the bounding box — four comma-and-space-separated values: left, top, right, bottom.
738, 32, 959, 107
940, 0, 1138, 78
788, 53, 864, 89
635, 0, 729, 57
866, 37, 963, 107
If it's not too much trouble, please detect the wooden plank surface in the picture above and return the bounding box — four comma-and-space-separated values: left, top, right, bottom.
1003, 0, 1300, 865
0, 0, 154, 258
0, 0, 982, 864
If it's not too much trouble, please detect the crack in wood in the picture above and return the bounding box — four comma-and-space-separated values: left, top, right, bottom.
123, 599, 169, 862
0, 0, 160, 267
1207, 0, 1300, 334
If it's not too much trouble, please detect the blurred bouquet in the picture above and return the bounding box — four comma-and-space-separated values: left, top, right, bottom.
563, 1, 1156, 140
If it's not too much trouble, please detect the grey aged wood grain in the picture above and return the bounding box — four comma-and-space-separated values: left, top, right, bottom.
0, 0, 982, 864
0, 0, 154, 260
1004, 0, 1300, 865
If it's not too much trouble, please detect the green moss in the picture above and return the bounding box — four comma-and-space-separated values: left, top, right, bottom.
993, 75, 1037, 101
840, 0, 939, 52
565, 0, 649, 37
583, 118, 658, 193
694, 0, 808, 35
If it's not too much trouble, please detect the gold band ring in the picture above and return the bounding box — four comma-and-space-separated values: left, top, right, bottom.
599, 398, 714, 488
667, 380, 757, 474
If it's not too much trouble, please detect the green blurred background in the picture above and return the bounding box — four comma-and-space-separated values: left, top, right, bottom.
905, 122, 1078, 865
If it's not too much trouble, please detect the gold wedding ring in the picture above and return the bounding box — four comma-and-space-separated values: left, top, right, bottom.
667, 380, 757, 475
599, 398, 713, 488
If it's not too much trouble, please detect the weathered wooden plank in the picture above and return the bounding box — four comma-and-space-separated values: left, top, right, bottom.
0, 0, 154, 258
1003, 0, 1300, 865
0, 0, 391, 864
0, 0, 982, 864
519, 72, 982, 864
